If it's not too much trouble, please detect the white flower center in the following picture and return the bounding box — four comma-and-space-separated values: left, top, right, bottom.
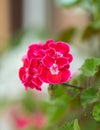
56, 52, 63, 57
50, 63, 59, 75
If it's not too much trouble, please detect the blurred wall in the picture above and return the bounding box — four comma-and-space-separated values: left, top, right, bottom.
23, 0, 46, 28
52, 6, 90, 33
0, 0, 11, 52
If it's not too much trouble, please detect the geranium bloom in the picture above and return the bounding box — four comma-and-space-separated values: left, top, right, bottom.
31, 112, 47, 129
19, 39, 73, 90
27, 43, 45, 60
40, 41, 73, 84
16, 117, 29, 128
11, 108, 29, 129
19, 56, 42, 90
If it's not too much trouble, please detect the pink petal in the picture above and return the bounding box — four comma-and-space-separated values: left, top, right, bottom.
56, 41, 70, 54
40, 66, 61, 84
39, 66, 49, 83
27, 44, 43, 59
28, 43, 43, 49
16, 118, 28, 128
45, 39, 54, 44
40, 66, 71, 84
47, 70, 61, 84
22, 55, 29, 67
19, 67, 28, 82
30, 59, 38, 68
49, 42, 56, 49
42, 56, 54, 67
60, 68, 71, 83
64, 53, 73, 63
31, 77, 42, 90
43, 39, 54, 49
46, 48, 56, 57
29, 59, 39, 75
27, 81, 36, 89
56, 57, 68, 68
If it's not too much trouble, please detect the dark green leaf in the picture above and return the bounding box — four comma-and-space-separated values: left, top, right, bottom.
63, 121, 73, 130
80, 58, 100, 77
92, 103, 100, 121
81, 87, 98, 108
81, 25, 100, 41
57, 28, 76, 43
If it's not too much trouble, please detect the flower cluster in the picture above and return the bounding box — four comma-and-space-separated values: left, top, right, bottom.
12, 109, 47, 129
19, 39, 73, 91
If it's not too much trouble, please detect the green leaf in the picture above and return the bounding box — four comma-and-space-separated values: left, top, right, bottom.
74, 119, 80, 130
72, 74, 85, 86
82, 25, 100, 41
80, 58, 100, 77
56, 0, 81, 7
57, 28, 76, 43
91, 20, 100, 29
81, 87, 98, 108
21, 91, 35, 113
92, 103, 100, 121
62, 119, 80, 130
63, 121, 73, 130
48, 96, 69, 123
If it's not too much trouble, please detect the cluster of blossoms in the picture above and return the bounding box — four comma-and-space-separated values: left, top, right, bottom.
19, 39, 73, 91
12, 110, 47, 129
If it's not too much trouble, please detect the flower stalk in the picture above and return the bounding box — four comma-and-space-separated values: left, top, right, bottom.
62, 83, 84, 90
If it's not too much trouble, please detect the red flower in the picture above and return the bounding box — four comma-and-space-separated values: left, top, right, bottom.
19, 56, 42, 90
39, 41, 73, 84
27, 43, 45, 60
31, 112, 47, 129
19, 39, 73, 90
16, 117, 29, 128
45, 41, 73, 62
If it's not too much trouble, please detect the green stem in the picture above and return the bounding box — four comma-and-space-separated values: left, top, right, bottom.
62, 83, 84, 90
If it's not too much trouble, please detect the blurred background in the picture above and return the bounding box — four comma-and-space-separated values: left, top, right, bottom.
0, 0, 100, 129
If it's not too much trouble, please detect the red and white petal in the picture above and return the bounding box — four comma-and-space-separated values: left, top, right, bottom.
47, 70, 61, 84
19, 67, 28, 82
60, 68, 71, 83
49, 42, 56, 49
56, 42, 70, 54
43, 39, 54, 49
27, 82, 36, 89
42, 56, 54, 67
27, 44, 43, 59
22, 55, 29, 67
56, 57, 68, 68
39, 66, 49, 83
28, 59, 38, 75
31, 77, 42, 90
28, 43, 43, 50
40, 66, 61, 84
64, 53, 73, 63
46, 48, 56, 57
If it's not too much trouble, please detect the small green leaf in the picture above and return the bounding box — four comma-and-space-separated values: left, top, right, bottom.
74, 119, 80, 130
92, 103, 100, 122
81, 87, 98, 108
63, 121, 73, 130
80, 58, 100, 77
